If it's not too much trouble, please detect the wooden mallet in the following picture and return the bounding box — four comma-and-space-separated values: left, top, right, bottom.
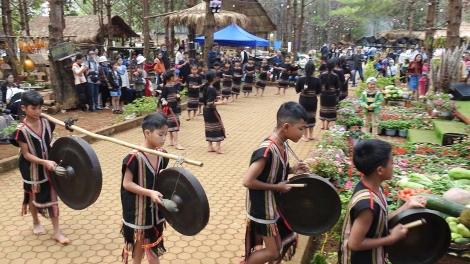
403, 218, 427, 229
286, 184, 307, 187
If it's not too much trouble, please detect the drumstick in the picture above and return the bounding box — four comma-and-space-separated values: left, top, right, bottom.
403, 218, 427, 229
41, 113, 204, 167
286, 184, 307, 187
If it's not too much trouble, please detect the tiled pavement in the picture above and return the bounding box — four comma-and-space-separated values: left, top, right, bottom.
0, 87, 323, 264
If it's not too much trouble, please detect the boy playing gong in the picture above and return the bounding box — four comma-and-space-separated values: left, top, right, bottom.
121, 113, 169, 263
10, 90, 69, 244
242, 102, 310, 264
339, 140, 427, 264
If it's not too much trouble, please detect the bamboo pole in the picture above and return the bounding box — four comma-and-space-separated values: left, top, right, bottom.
40, 113, 204, 167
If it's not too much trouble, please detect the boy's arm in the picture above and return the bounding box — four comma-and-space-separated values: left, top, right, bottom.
18, 141, 56, 171
122, 167, 163, 205
348, 209, 404, 251
243, 158, 291, 193
371, 92, 384, 108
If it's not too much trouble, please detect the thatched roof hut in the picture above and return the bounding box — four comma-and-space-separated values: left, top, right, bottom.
221, 0, 277, 38
26, 54, 49, 66
376, 30, 426, 41
26, 15, 139, 44
163, 2, 250, 36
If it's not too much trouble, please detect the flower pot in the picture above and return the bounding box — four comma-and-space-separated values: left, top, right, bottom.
439, 110, 452, 117
398, 130, 408, 138
385, 129, 397, 136
351, 138, 359, 145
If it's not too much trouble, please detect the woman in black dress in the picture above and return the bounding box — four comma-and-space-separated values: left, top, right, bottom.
295, 61, 322, 141
339, 57, 352, 100
255, 59, 269, 96
243, 58, 255, 97
221, 61, 233, 103
203, 70, 227, 154
160, 71, 185, 150
186, 65, 203, 120
231, 60, 243, 102
319, 59, 341, 130
197, 63, 208, 115
332, 57, 345, 101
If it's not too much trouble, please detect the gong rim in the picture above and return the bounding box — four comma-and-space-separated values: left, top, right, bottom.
279, 174, 341, 236
387, 208, 450, 264
156, 167, 209, 236
49, 137, 102, 210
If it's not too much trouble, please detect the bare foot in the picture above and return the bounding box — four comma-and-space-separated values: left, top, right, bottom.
274, 93, 280, 95
186, 118, 190, 121
168, 142, 174, 146
207, 147, 215, 152
309, 137, 315, 140
174, 144, 185, 150
53, 233, 70, 244
301, 136, 309, 142
33, 224, 46, 235
216, 148, 226, 154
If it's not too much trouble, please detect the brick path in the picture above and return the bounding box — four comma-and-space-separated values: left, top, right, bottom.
0, 88, 323, 264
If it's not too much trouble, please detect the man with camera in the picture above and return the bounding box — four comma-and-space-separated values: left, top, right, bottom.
85, 49, 102, 110
72, 54, 94, 112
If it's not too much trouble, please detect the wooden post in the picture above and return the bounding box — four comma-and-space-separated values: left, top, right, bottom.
48, 0, 76, 109
143, 0, 150, 58
187, 0, 196, 59
408, 0, 416, 37
446, 0, 463, 50
203, 0, 215, 64
298, 0, 305, 53
293, 0, 298, 58
1, 0, 19, 77
425, 0, 437, 55
282, 0, 291, 49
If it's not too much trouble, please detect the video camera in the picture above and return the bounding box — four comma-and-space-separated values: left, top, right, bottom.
1, 108, 11, 115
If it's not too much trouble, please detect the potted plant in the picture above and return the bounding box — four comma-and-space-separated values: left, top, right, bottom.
345, 116, 364, 129
347, 126, 364, 145
431, 98, 457, 117
380, 120, 399, 136
397, 120, 411, 138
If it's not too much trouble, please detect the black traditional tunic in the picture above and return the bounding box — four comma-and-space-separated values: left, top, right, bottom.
203, 85, 226, 142
10, 118, 59, 219
160, 84, 180, 132
339, 181, 388, 264
295, 76, 322, 127
278, 64, 291, 88
214, 70, 222, 95
334, 68, 346, 100
121, 150, 169, 262
243, 65, 255, 93
243, 138, 297, 264
186, 74, 202, 111
221, 68, 233, 98
255, 65, 270, 89
198, 72, 207, 105
340, 65, 352, 100
319, 72, 341, 122
232, 68, 243, 95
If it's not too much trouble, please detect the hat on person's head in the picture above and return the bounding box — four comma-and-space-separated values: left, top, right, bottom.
366, 77, 377, 84
132, 55, 137, 59
136, 55, 146, 64
99, 56, 108, 63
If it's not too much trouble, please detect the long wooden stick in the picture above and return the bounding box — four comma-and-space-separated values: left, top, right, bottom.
41, 113, 204, 167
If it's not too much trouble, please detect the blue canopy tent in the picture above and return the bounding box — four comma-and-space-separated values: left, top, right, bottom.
194, 24, 269, 47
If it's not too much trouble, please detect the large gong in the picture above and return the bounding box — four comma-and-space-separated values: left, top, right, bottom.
156, 167, 210, 236
279, 174, 341, 236
49, 137, 102, 210
387, 208, 450, 264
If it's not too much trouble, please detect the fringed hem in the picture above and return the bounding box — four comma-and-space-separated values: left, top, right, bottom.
121, 224, 166, 263
243, 218, 297, 264
21, 191, 59, 219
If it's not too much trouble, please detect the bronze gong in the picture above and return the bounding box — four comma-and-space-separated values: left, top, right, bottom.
279, 174, 341, 236
49, 136, 102, 210
156, 167, 210, 236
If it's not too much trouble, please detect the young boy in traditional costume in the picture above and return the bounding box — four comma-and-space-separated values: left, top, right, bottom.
121, 113, 170, 263
339, 139, 427, 264
242, 101, 310, 264
10, 90, 69, 244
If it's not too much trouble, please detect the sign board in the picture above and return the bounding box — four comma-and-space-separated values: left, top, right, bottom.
49, 42, 74, 62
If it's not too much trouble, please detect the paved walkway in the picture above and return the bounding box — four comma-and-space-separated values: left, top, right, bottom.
0, 88, 323, 264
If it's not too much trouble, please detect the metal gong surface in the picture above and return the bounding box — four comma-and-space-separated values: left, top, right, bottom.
387, 209, 450, 264
279, 174, 341, 236
156, 167, 210, 236
49, 137, 102, 210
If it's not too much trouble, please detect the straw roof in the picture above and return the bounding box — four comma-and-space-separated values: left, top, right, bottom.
26, 15, 139, 44
163, 2, 250, 35
26, 54, 49, 66
434, 21, 470, 39
221, 0, 277, 37
376, 30, 426, 41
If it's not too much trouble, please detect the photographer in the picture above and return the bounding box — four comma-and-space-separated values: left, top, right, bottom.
208, 42, 221, 69
72, 54, 94, 112
86, 49, 101, 110
178, 52, 191, 84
